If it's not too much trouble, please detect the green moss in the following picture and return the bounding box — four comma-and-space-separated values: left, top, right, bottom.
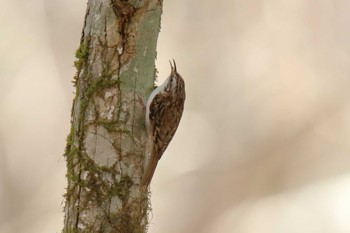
72, 41, 89, 87
64, 126, 74, 157
99, 120, 118, 131
78, 77, 121, 125
74, 41, 89, 71
64, 125, 81, 186
65, 145, 80, 184
109, 176, 133, 200
94, 120, 132, 136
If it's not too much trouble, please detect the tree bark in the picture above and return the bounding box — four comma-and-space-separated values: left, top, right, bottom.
63, 0, 163, 232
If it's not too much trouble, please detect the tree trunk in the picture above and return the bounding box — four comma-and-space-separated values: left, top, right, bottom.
63, 0, 163, 232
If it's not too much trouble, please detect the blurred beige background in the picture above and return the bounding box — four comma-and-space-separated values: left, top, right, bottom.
1, 1, 350, 233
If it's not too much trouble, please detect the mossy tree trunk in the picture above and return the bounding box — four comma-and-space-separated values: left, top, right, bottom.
63, 0, 163, 232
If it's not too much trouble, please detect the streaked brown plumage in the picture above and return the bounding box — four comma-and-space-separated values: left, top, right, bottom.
140, 60, 186, 187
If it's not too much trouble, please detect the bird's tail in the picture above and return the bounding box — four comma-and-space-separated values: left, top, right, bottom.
141, 146, 158, 187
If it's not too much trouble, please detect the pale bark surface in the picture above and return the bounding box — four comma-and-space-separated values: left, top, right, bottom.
63, 0, 163, 232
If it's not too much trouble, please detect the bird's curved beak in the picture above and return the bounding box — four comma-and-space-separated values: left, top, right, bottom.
169, 59, 177, 75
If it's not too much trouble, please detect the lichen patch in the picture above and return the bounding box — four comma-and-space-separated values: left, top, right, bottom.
85, 125, 117, 167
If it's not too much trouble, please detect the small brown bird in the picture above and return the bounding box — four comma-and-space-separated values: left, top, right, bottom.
141, 60, 186, 187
